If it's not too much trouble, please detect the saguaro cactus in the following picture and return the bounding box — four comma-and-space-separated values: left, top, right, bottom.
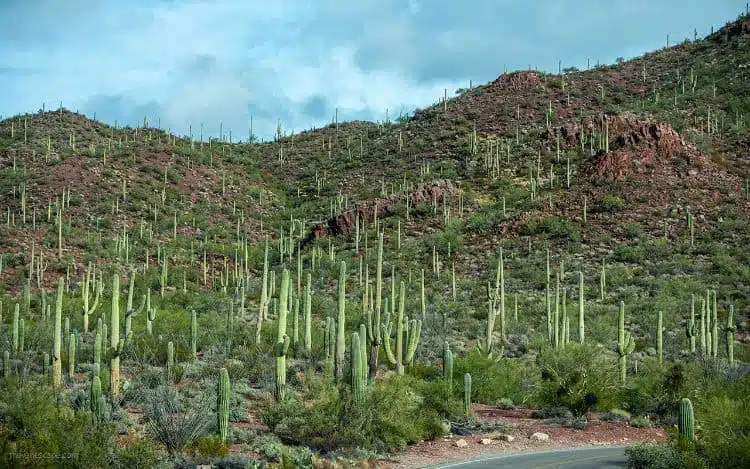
368, 232, 384, 379
53, 277, 64, 388
166, 341, 175, 381
335, 261, 346, 381
383, 281, 420, 375
443, 342, 453, 392
68, 333, 76, 378
110, 273, 124, 397
81, 262, 101, 333
303, 272, 312, 353
686, 294, 696, 354
217, 367, 230, 442
351, 332, 365, 403
146, 289, 157, 335
275, 269, 290, 401
190, 310, 198, 360
3, 350, 9, 378
94, 328, 102, 369
124, 271, 145, 341
657, 311, 663, 365
578, 271, 585, 344
726, 305, 736, 364
617, 301, 635, 384
90, 375, 106, 424
678, 398, 695, 440
463, 373, 472, 417
12, 304, 19, 355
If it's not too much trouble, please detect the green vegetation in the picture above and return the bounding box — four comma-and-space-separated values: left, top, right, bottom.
0, 10, 748, 469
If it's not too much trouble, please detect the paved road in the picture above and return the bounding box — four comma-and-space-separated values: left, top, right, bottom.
431, 446, 628, 469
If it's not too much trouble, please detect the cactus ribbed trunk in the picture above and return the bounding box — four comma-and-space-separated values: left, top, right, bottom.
678, 398, 695, 440
303, 272, 312, 353
396, 281, 405, 375
351, 332, 364, 403
657, 311, 663, 365
52, 277, 63, 388
726, 305, 735, 364
274, 269, 290, 401
110, 273, 121, 397
335, 261, 346, 381
217, 367, 230, 442
68, 333, 76, 378
369, 233, 383, 380
443, 342, 453, 393
463, 373, 472, 417
578, 271, 585, 344
617, 301, 635, 385
190, 310, 197, 360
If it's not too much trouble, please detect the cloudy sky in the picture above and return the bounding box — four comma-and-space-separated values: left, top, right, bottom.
0, 0, 745, 141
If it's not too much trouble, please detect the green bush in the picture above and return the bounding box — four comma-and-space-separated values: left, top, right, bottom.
0, 380, 115, 468
453, 351, 537, 406
625, 442, 706, 469
534, 344, 619, 416
261, 375, 444, 453
602, 195, 625, 213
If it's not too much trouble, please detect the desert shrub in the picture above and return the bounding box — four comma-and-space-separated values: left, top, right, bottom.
193, 434, 229, 458
601, 195, 625, 213
453, 351, 536, 406
261, 375, 443, 453
0, 379, 115, 468
534, 343, 619, 416
625, 442, 706, 469
519, 216, 581, 241
113, 439, 169, 469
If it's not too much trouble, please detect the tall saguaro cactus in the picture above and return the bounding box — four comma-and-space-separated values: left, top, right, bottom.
110, 273, 124, 397
274, 269, 290, 401
617, 301, 635, 384
726, 305, 736, 364
657, 311, 663, 365
369, 231, 384, 379
52, 277, 64, 388
686, 294, 696, 354
578, 271, 585, 344
81, 262, 101, 333
335, 261, 346, 381
303, 272, 312, 353
217, 367, 230, 442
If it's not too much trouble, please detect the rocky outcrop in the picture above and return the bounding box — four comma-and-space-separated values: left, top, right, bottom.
546, 112, 707, 183
302, 179, 459, 247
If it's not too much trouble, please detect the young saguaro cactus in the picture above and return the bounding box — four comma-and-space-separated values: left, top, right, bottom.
443, 342, 453, 392
217, 367, 230, 443
678, 398, 695, 440
368, 231, 384, 380
463, 373, 472, 417
90, 375, 107, 425
303, 272, 312, 353
52, 277, 64, 388
617, 301, 635, 384
12, 304, 19, 355
124, 271, 146, 341
578, 271, 585, 344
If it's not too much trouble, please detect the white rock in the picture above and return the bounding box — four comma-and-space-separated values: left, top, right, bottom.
530, 432, 550, 441
455, 439, 469, 448
480, 438, 492, 445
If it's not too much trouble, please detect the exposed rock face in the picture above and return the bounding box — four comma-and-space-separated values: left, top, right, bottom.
530, 432, 550, 441
491, 71, 542, 91
546, 112, 706, 183
302, 179, 459, 247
